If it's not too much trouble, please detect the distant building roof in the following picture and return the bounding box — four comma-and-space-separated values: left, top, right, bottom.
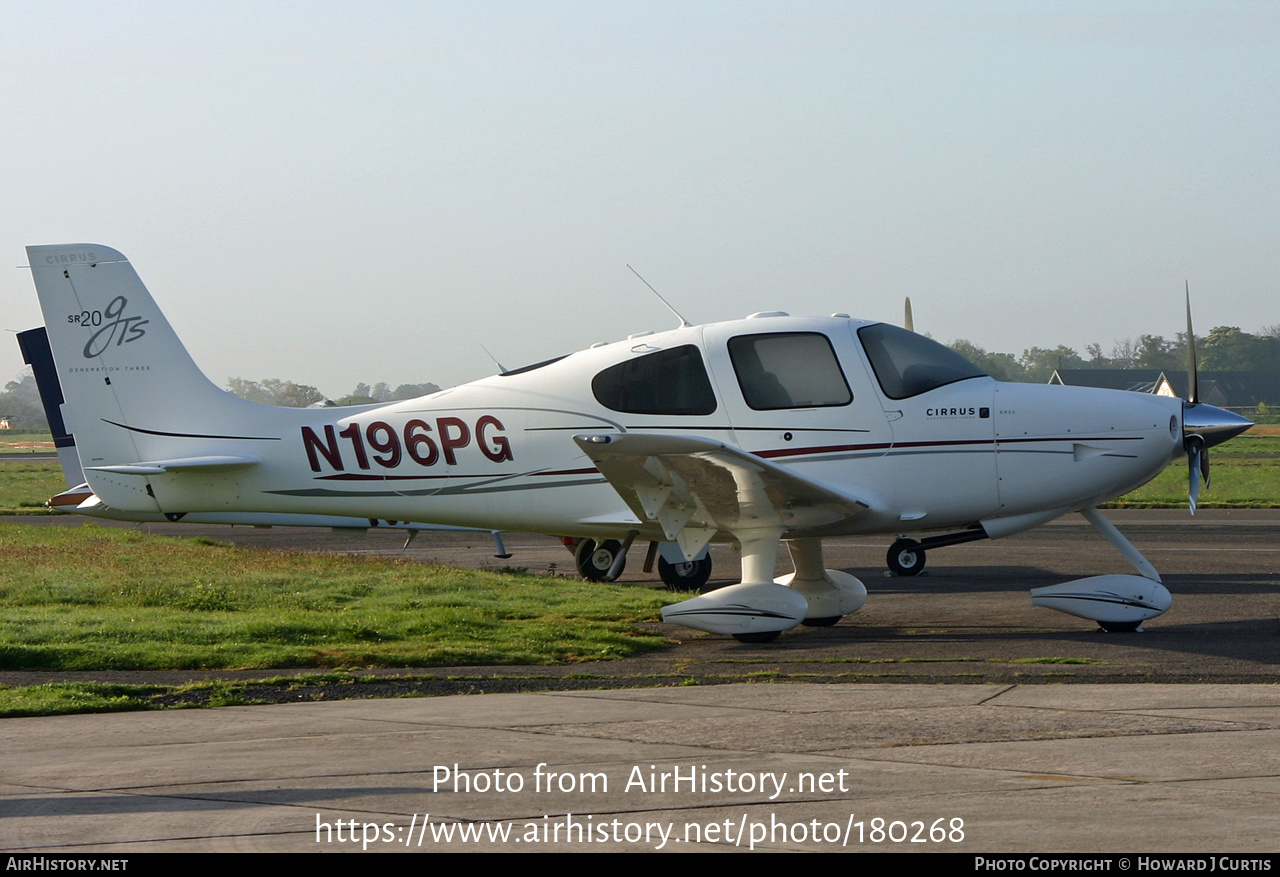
1049, 369, 1280, 408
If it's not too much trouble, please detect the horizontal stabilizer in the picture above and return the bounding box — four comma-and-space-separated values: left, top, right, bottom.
573, 433, 869, 550
86, 455, 260, 476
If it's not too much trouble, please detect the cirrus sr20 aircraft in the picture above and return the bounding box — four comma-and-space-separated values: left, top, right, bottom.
25, 243, 1252, 642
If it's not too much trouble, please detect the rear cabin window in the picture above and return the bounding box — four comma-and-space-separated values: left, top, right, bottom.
727, 333, 852, 410
857, 322, 987, 399
592, 345, 717, 415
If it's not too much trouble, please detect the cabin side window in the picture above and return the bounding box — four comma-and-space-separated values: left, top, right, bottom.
727, 332, 852, 410
592, 345, 717, 415
857, 322, 987, 399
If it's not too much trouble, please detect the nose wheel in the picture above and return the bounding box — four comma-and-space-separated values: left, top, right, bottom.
887, 538, 926, 576
1098, 620, 1142, 633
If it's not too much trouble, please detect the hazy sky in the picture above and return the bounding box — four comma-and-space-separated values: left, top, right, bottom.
4, 1, 1278, 398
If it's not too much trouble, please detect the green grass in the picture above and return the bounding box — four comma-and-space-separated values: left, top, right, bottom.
1009, 657, 1099, 665
0, 675, 373, 717
0, 432, 53, 453
0, 461, 64, 514
0, 681, 163, 717
0, 524, 673, 670
1208, 433, 1280, 455
1102, 453, 1280, 508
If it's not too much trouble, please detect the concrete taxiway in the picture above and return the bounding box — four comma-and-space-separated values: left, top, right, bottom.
2, 684, 1279, 852
2, 510, 1278, 851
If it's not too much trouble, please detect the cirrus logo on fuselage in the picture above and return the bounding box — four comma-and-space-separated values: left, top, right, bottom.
73, 296, 150, 359
924, 406, 989, 419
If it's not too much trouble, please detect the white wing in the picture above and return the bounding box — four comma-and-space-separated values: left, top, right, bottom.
574, 433, 869, 560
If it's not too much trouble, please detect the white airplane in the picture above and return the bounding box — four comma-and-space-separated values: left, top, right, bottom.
25, 243, 1252, 642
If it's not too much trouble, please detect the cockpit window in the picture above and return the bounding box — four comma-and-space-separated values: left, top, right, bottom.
857, 323, 987, 399
592, 345, 717, 415
727, 333, 852, 410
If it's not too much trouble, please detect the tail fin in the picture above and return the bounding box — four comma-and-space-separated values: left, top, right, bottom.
26, 244, 269, 510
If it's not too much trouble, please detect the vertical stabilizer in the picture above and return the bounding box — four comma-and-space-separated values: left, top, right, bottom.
26, 244, 269, 510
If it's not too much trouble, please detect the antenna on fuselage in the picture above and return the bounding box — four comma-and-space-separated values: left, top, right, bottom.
480, 344, 509, 375
626, 264, 692, 329
904, 297, 915, 332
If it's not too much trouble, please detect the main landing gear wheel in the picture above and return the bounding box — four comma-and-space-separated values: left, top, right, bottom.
1098, 620, 1142, 633
657, 556, 713, 591
801, 616, 841, 627
887, 538, 926, 576
733, 630, 781, 644
575, 539, 624, 581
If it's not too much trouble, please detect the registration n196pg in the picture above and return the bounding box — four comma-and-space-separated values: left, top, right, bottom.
301, 415, 513, 473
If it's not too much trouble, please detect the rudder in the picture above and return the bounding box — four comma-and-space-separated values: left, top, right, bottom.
16, 326, 83, 487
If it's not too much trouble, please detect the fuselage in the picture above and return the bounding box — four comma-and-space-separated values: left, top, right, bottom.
118, 313, 1184, 541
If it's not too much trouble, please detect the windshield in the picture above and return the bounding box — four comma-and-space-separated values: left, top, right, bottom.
857, 323, 987, 399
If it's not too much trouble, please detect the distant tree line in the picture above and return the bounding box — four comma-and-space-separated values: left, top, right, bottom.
0, 375, 46, 431
225, 378, 325, 407
334, 382, 442, 406
223, 378, 442, 408
0, 373, 450, 432
947, 325, 1280, 383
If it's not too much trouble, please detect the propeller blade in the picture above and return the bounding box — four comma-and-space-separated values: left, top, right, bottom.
1202, 448, 1210, 490
1188, 447, 1200, 514
1185, 281, 1198, 405
1186, 435, 1204, 515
